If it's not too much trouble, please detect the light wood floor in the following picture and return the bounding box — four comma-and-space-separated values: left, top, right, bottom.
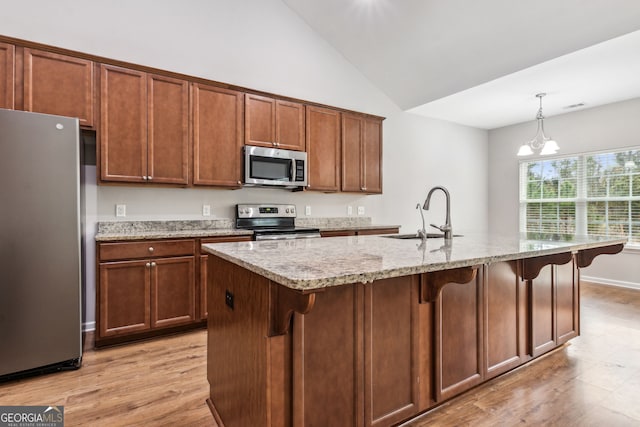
1, 282, 639, 426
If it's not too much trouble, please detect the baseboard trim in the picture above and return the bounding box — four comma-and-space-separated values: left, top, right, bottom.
581, 275, 640, 290
82, 321, 96, 332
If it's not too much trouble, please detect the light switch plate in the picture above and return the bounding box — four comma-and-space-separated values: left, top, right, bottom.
357, 206, 365, 216
305, 205, 311, 216
116, 204, 126, 217
347, 206, 353, 216
202, 205, 211, 216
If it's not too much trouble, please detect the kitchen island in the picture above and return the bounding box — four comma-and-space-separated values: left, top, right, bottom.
202, 233, 625, 427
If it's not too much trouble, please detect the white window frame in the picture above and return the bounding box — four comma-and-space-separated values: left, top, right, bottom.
519, 147, 640, 248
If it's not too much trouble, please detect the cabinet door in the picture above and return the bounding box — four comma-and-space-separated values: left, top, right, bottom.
147, 74, 189, 184
151, 256, 196, 328
0, 42, 14, 109
99, 260, 151, 337
245, 93, 275, 148
275, 99, 305, 151
434, 272, 484, 401
192, 84, 244, 187
23, 49, 94, 127
341, 113, 363, 192
362, 117, 382, 193
307, 106, 340, 191
556, 259, 579, 344
100, 64, 147, 182
529, 264, 556, 357
293, 284, 363, 426
364, 276, 419, 427
484, 261, 527, 379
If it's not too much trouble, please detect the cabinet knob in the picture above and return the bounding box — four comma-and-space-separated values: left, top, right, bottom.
147, 176, 153, 180
146, 262, 151, 268
237, 180, 242, 185
151, 262, 157, 267
142, 176, 148, 180
148, 247, 154, 253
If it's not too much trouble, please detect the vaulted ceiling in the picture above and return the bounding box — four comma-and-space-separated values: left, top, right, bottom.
282, 0, 640, 129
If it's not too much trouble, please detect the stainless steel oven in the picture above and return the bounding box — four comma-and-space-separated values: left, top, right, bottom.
243, 145, 308, 188
236, 204, 320, 240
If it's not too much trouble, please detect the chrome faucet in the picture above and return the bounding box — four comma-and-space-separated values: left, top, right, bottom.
423, 186, 453, 240
416, 203, 427, 241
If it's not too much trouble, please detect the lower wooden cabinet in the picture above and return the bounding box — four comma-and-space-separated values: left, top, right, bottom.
484, 261, 528, 379
529, 256, 579, 356
433, 269, 484, 402
97, 242, 196, 345
96, 236, 256, 346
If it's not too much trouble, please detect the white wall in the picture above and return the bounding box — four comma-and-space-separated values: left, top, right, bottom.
489, 97, 640, 288
1, 0, 489, 329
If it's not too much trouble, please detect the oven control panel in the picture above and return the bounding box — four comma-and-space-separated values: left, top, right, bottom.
236, 204, 297, 218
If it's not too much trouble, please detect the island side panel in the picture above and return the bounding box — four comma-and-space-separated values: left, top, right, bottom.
207, 255, 272, 427
434, 269, 485, 402
556, 257, 579, 344
529, 264, 556, 357
484, 261, 528, 379
292, 283, 364, 426
363, 275, 420, 427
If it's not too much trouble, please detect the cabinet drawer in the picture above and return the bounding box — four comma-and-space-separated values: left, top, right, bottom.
200, 235, 252, 253
99, 239, 195, 261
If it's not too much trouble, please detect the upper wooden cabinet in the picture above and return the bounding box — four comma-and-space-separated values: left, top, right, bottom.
306, 106, 341, 192
245, 93, 305, 151
192, 84, 244, 187
23, 49, 94, 127
0, 42, 14, 109
342, 113, 382, 193
99, 64, 189, 185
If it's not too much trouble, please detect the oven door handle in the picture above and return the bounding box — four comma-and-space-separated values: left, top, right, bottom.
255, 232, 321, 241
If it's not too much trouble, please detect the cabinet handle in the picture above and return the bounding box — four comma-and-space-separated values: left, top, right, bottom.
146, 262, 151, 268
148, 247, 154, 253
151, 262, 157, 267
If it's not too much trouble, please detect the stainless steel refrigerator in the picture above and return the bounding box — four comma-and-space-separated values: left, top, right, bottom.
0, 108, 82, 379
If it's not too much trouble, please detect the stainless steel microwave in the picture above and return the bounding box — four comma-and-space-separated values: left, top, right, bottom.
243, 145, 308, 188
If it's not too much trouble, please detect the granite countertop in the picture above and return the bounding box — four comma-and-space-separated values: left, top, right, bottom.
95, 218, 399, 241
201, 233, 627, 291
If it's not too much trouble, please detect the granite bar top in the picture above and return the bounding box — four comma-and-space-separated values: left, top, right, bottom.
94, 217, 400, 241
201, 233, 627, 291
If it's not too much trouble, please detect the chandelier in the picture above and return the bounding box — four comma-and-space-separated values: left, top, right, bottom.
517, 93, 559, 156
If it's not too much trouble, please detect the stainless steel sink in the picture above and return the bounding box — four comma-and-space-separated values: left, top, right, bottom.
383, 233, 462, 239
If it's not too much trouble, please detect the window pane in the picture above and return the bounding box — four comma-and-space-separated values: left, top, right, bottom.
609, 201, 628, 222
559, 179, 577, 198
587, 177, 607, 197
609, 175, 630, 197
522, 149, 639, 245
633, 174, 640, 197
527, 181, 541, 199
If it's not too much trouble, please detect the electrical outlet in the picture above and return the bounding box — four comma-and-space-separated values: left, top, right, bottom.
357, 206, 365, 216
347, 206, 353, 216
116, 204, 126, 217
305, 205, 311, 216
202, 204, 211, 216
225, 290, 234, 310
